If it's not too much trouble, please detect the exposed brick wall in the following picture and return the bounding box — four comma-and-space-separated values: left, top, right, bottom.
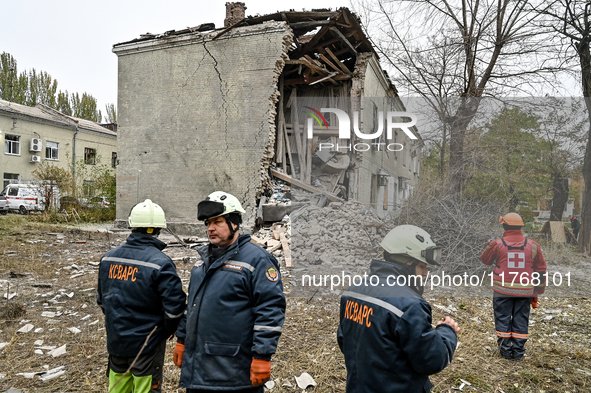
114, 23, 293, 234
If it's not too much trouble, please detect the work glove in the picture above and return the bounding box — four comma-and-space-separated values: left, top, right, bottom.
531, 297, 538, 309
250, 358, 271, 386
173, 343, 185, 368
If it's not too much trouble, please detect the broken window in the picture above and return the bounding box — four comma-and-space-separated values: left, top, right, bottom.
4, 134, 20, 155
111, 152, 117, 168
84, 148, 96, 165
46, 141, 59, 160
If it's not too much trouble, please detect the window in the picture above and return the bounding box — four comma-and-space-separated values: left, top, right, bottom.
3, 173, 19, 190
83, 180, 94, 197
46, 141, 59, 160
4, 134, 20, 155
111, 152, 117, 168
84, 147, 96, 165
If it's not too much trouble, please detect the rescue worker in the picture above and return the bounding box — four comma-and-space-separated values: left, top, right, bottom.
338, 225, 460, 393
173, 191, 285, 393
97, 199, 186, 393
481, 212, 547, 361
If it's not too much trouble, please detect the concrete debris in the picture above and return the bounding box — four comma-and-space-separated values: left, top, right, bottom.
0, 342, 8, 350
34, 340, 43, 345
68, 327, 81, 334
34, 328, 44, 333
39, 366, 66, 381
282, 380, 293, 387
3, 292, 17, 300
34, 349, 44, 355
49, 344, 67, 357
264, 380, 275, 389
88, 320, 99, 325
294, 372, 317, 389
41, 311, 57, 318
17, 324, 34, 333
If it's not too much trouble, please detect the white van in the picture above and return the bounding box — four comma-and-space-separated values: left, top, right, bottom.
0, 184, 60, 214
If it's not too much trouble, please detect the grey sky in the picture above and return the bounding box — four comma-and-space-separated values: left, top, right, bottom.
1, 0, 347, 114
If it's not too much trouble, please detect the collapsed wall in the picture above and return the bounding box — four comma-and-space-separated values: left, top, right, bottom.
113, 23, 293, 234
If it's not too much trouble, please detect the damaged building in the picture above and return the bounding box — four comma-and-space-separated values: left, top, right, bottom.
112, 3, 422, 233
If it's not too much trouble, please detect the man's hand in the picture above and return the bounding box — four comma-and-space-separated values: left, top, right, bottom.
437, 316, 460, 334
173, 343, 185, 368
250, 358, 271, 386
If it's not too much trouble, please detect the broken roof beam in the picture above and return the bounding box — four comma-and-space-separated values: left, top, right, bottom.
289, 20, 335, 30
270, 169, 344, 202
284, 72, 352, 85
309, 71, 339, 85
299, 57, 329, 75
318, 53, 345, 74
325, 47, 351, 73
329, 27, 358, 55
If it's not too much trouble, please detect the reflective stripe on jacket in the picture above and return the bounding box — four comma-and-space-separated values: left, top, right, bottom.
337, 260, 457, 393
97, 233, 186, 357
481, 230, 547, 296
176, 234, 286, 390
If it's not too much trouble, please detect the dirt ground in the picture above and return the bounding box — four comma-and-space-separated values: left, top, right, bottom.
1, 216, 591, 392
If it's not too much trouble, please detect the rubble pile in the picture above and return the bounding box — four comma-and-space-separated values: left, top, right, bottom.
290, 200, 390, 271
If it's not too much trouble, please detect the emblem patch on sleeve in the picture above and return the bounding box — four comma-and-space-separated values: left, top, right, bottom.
265, 266, 279, 282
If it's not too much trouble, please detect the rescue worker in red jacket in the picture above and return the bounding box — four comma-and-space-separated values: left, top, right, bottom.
481, 213, 547, 361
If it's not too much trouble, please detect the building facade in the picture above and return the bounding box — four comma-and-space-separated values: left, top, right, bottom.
0, 99, 117, 194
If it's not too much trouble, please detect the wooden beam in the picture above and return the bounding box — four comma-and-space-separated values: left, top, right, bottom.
318, 53, 343, 73
299, 57, 329, 75
329, 27, 358, 55
270, 169, 344, 202
325, 47, 351, 73
213, 19, 246, 40
280, 232, 292, 268
309, 71, 339, 85
289, 20, 333, 29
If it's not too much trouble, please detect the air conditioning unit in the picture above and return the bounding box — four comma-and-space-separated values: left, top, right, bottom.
30, 138, 42, 152
30, 155, 41, 163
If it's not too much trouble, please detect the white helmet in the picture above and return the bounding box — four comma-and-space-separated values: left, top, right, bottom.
128, 199, 166, 228
380, 225, 441, 266
197, 191, 246, 221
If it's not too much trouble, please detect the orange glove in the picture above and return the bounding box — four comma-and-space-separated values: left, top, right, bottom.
173, 343, 185, 368
531, 297, 538, 309
250, 358, 271, 386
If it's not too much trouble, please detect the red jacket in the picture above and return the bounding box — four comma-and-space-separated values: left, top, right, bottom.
481, 230, 547, 296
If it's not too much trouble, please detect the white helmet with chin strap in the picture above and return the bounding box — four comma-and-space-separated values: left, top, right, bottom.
197, 191, 246, 221
380, 225, 441, 266
198, 191, 246, 239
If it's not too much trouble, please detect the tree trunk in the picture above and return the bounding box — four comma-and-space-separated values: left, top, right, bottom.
578, 34, 591, 254
550, 175, 569, 221
447, 97, 480, 194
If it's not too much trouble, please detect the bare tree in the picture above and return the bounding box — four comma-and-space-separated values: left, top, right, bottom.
354, 0, 560, 193
538, 0, 591, 252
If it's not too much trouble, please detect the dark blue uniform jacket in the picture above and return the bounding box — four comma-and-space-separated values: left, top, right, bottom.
176, 234, 286, 390
97, 233, 186, 357
337, 260, 457, 393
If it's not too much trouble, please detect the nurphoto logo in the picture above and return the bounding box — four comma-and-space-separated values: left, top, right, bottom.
303, 106, 418, 151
